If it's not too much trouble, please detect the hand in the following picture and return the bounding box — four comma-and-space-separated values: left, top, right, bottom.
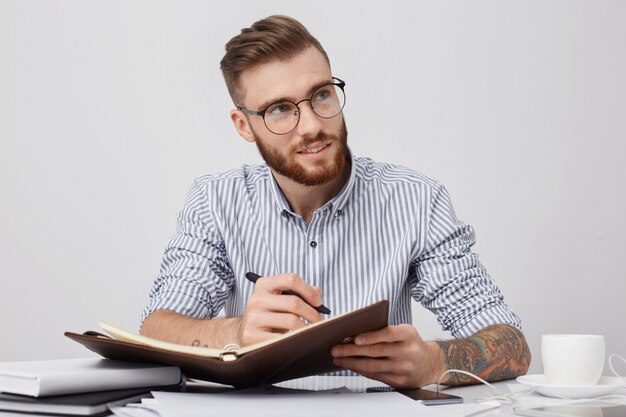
330, 324, 445, 388
236, 273, 324, 346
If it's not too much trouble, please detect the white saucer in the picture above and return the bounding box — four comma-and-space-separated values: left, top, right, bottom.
516, 374, 625, 399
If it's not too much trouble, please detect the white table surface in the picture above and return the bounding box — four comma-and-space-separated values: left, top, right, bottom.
134, 375, 625, 417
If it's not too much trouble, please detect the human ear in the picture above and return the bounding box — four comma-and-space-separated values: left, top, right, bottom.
230, 109, 256, 143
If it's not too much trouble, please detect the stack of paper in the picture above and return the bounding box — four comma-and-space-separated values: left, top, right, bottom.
0, 358, 182, 416
0, 358, 181, 397
0, 387, 159, 417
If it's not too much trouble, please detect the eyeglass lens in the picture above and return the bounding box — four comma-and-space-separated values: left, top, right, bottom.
263, 83, 345, 134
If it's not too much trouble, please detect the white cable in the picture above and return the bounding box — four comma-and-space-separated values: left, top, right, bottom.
436, 358, 626, 413
609, 353, 626, 380
436, 369, 530, 406
436, 369, 499, 394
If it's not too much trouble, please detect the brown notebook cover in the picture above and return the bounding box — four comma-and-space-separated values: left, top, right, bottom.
65, 300, 389, 388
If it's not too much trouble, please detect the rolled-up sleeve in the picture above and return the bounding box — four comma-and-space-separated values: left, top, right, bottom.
140, 178, 234, 325
411, 183, 521, 338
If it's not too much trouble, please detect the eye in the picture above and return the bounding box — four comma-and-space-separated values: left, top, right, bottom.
267, 102, 294, 116
313, 87, 333, 102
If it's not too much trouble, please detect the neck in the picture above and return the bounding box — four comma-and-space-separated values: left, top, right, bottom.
271, 161, 351, 224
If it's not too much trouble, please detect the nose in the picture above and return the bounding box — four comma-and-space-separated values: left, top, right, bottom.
294, 99, 323, 138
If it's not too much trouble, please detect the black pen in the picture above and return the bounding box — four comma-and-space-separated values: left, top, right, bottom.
245, 272, 331, 314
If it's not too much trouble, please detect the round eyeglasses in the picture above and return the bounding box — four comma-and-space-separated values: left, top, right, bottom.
237, 77, 346, 135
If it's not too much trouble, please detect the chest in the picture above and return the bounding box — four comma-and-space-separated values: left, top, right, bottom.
218, 196, 424, 317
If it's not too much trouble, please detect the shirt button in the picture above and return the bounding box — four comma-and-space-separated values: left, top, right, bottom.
309, 241, 317, 248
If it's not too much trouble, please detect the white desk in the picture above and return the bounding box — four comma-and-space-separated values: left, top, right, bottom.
123, 376, 625, 417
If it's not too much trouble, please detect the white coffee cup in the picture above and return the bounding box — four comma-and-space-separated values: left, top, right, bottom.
541, 334, 605, 386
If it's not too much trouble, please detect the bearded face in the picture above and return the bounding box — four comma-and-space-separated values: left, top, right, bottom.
253, 119, 349, 186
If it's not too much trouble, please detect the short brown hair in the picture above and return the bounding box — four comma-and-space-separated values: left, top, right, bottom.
220, 15, 330, 105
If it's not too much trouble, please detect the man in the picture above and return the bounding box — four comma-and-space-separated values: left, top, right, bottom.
140, 15, 531, 388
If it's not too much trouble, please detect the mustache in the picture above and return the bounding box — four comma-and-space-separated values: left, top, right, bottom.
292, 132, 338, 151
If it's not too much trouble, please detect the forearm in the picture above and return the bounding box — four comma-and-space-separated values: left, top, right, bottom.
433, 323, 531, 386
140, 310, 243, 348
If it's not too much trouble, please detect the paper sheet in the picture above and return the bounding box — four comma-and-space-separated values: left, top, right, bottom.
151, 390, 449, 417
431, 400, 501, 417
109, 397, 162, 417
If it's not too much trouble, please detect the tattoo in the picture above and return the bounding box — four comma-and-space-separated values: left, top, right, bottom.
436, 324, 531, 386
191, 339, 209, 348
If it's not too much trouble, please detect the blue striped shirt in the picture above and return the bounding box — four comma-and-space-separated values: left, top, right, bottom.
142, 156, 521, 338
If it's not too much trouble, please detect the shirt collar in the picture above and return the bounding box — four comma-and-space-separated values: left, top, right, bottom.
265, 150, 357, 219
266, 167, 292, 214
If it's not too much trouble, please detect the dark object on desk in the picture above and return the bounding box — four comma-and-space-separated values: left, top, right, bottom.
0, 384, 180, 416
245, 272, 331, 314
366, 386, 463, 405
65, 300, 389, 389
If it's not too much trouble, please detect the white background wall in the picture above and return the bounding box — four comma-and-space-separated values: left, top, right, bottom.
1, 0, 625, 376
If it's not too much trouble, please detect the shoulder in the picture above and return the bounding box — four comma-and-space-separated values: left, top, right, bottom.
191, 164, 269, 192
353, 156, 441, 191
181, 164, 269, 212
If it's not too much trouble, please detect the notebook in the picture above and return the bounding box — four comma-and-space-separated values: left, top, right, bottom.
66, 300, 389, 388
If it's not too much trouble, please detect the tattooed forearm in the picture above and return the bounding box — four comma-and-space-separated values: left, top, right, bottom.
435, 324, 531, 386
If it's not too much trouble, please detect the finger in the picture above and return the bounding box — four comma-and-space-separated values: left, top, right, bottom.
242, 329, 284, 346
333, 357, 414, 387
255, 289, 324, 324
246, 310, 310, 333
279, 295, 324, 323
331, 342, 396, 358
256, 273, 324, 308
354, 324, 416, 345
333, 356, 391, 375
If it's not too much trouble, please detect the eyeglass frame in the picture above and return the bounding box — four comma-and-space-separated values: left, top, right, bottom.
236, 77, 346, 135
